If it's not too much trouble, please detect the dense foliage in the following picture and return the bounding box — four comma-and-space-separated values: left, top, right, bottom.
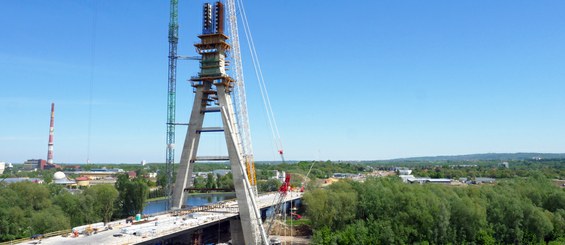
114, 174, 149, 217
192, 172, 235, 191
256, 161, 368, 180
304, 174, 565, 244
370, 159, 565, 180
0, 182, 119, 241
0, 173, 151, 242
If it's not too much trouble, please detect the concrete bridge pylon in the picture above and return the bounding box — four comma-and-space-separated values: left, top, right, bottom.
171, 2, 267, 244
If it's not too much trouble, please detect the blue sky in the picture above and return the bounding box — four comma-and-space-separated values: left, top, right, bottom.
1, 1, 564, 163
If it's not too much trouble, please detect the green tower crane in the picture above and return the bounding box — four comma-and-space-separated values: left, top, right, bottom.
165, 0, 178, 210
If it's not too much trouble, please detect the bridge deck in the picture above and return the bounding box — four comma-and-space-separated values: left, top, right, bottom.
28, 192, 303, 245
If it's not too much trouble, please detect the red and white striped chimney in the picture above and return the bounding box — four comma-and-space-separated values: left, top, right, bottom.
47, 102, 55, 166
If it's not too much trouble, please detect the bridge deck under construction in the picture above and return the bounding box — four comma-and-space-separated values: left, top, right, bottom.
19, 192, 302, 245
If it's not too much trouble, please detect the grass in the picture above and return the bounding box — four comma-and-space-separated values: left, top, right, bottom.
285, 217, 310, 226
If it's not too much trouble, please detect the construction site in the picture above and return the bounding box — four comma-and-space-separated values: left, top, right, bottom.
1, 0, 310, 244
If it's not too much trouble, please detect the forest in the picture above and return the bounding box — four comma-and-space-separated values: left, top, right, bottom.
2, 159, 565, 242
304, 173, 565, 244
0, 174, 149, 242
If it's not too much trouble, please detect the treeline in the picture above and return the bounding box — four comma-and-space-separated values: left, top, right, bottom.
405, 159, 565, 180
192, 172, 234, 191
256, 161, 368, 180
411, 165, 565, 180
304, 174, 565, 244
0, 174, 149, 242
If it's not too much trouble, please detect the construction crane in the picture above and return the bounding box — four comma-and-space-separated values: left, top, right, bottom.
278, 150, 286, 163
225, 0, 257, 188
266, 174, 292, 235
230, 0, 285, 165
165, 0, 178, 210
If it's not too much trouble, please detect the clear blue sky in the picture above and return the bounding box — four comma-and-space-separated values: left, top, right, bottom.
1, 1, 564, 163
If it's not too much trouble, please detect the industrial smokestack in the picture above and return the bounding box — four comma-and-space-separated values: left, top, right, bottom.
47, 102, 55, 166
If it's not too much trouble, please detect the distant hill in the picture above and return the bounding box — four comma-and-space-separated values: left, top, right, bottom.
388, 153, 565, 162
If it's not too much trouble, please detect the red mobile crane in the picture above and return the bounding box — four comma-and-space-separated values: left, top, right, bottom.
266, 174, 291, 235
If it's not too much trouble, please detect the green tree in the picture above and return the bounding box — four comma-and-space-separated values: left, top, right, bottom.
206, 173, 217, 189
307, 175, 565, 245
0, 188, 27, 241
52, 191, 96, 227
304, 181, 358, 230
84, 184, 118, 224
311, 226, 334, 245
9, 181, 51, 211
194, 176, 206, 189
30, 206, 70, 235
217, 172, 234, 190
258, 179, 281, 193
115, 174, 149, 217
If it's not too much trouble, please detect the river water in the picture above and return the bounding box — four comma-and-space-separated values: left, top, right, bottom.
143, 192, 236, 215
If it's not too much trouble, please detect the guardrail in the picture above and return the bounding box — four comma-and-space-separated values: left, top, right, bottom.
0, 237, 29, 245
0, 229, 71, 245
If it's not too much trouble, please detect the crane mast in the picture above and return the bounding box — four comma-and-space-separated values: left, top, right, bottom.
165, 0, 178, 210
225, 0, 268, 243
225, 0, 257, 188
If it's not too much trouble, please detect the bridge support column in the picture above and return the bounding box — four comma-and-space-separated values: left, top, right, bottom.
191, 229, 203, 244
230, 219, 245, 245
261, 208, 267, 221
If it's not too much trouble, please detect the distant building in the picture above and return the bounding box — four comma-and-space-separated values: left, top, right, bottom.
22, 159, 59, 171
2, 177, 44, 184
0, 162, 5, 175
406, 177, 452, 184
333, 173, 358, 179
397, 169, 412, 175
128, 171, 137, 179
90, 168, 124, 173
399, 174, 416, 183
272, 170, 280, 179
460, 177, 496, 185
53, 171, 76, 185
75, 176, 90, 187
426, 178, 452, 184
23, 159, 46, 171
500, 162, 509, 168
271, 170, 287, 181
194, 172, 211, 178
65, 168, 124, 180
398, 169, 452, 184
475, 177, 496, 184
212, 169, 231, 176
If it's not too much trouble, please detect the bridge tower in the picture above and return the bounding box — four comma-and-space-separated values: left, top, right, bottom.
171, 2, 267, 244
